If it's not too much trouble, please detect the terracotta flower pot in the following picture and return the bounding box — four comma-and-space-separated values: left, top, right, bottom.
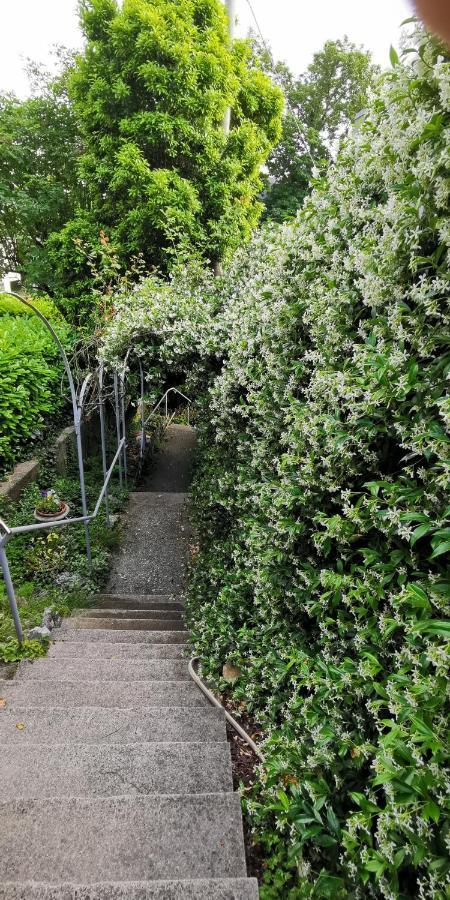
34, 502, 70, 523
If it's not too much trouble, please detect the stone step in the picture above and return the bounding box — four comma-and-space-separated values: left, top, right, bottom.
0, 706, 226, 744
0, 879, 259, 899
48, 642, 189, 660
72, 608, 185, 621
54, 629, 187, 644
62, 617, 186, 632
1, 742, 232, 799
0, 795, 247, 882
18, 658, 190, 682
0, 679, 208, 709
96, 594, 185, 611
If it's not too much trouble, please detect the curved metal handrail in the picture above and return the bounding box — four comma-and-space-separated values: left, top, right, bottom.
0, 290, 193, 643
145, 387, 192, 428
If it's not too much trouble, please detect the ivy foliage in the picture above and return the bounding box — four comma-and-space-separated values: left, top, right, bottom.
47, 0, 282, 307
101, 27, 449, 898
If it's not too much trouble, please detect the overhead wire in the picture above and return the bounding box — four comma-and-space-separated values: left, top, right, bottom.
245, 0, 270, 54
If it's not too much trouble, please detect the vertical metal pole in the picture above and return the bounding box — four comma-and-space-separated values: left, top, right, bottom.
114, 373, 123, 489
165, 392, 168, 420
120, 375, 128, 487
74, 410, 92, 573
0, 542, 23, 643
223, 0, 236, 134
98, 368, 110, 525
139, 363, 146, 459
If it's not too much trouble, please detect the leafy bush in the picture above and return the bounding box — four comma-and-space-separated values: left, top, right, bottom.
101, 26, 450, 898
0, 294, 72, 473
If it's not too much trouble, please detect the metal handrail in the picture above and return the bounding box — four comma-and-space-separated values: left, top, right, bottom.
145, 387, 192, 428
0, 438, 126, 642
0, 289, 193, 643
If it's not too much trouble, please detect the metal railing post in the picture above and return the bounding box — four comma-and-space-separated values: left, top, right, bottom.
98, 367, 110, 525
74, 408, 92, 574
139, 361, 146, 459
0, 540, 23, 643
120, 374, 128, 487
113, 372, 123, 489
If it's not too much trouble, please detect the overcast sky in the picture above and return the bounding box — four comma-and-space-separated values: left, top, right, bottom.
1, 0, 413, 98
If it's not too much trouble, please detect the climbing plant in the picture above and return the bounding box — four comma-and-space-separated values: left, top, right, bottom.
102, 24, 450, 898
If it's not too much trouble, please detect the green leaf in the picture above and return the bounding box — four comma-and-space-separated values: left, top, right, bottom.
423, 800, 440, 823
389, 46, 400, 67
411, 620, 450, 638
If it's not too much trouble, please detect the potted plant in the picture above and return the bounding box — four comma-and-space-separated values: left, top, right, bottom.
34, 490, 69, 523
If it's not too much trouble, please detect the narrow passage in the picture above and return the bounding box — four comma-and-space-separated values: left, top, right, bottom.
0, 424, 258, 899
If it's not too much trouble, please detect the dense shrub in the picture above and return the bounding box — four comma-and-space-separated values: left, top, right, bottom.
0, 295, 72, 473
102, 27, 449, 898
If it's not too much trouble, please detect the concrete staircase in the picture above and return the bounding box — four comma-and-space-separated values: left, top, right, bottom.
0, 425, 258, 899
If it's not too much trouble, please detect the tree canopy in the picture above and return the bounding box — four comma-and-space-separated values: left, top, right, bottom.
0, 57, 79, 283
45, 0, 282, 312
259, 37, 379, 222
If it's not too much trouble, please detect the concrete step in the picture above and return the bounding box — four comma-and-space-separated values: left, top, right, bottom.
1, 742, 233, 799
0, 795, 247, 882
18, 658, 190, 682
96, 594, 185, 611
72, 608, 185, 621
0, 879, 259, 899
0, 706, 226, 744
63, 617, 186, 631
48, 642, 189, 660
54, 629, 187, 644
0, 679, 208, 709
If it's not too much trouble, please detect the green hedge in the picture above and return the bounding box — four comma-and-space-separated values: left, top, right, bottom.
0, 295, 72, 473
101, 26, 449, 899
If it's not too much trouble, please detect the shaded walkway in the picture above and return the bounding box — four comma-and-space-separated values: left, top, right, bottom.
0, 424, 258, 899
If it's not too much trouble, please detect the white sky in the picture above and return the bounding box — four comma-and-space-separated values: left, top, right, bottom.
1, 0, 413, 98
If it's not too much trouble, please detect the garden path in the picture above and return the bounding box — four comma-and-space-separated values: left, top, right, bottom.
0, 424, 257, 899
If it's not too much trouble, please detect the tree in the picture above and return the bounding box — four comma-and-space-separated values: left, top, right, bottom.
0, 55, 80, 283
47, 0, 282, 310
258, 37, 379, 222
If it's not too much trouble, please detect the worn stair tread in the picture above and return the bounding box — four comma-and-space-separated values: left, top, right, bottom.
0, 878, 259, 899
17, 658, 190, 682
0, 795, 247, 882
62, 617, 186, 631
53, 629, 188, 644
73, 608, 185, 621
1, 742, 233, 799
48, 642, 189, 660
96, 595, 185, 610
0, 706, 226, 743
0, 679, 208, 708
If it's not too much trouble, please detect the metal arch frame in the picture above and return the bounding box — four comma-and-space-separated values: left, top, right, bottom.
0, 292, 92, 555
0, 291, 109, 643
0, 295, 192, 643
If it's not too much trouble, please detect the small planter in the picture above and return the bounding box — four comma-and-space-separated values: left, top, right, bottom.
34, 491, 69, 523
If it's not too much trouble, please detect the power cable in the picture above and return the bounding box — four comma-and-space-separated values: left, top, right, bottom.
245, 0, 270, 54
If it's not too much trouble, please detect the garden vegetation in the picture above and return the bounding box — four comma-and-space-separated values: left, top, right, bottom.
101, 26, 450, 898
0, 295, 73, 474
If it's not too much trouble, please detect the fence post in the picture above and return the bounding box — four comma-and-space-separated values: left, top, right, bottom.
98, 366, 110, 525
0, 540, 23, 643
113, 373, 123, 489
